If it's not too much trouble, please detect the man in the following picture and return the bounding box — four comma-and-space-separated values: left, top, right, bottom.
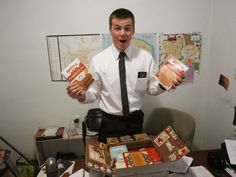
66, 8, 183, 143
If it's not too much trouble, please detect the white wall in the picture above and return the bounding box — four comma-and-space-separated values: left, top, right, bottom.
1, 0, 234, 158
203, 0, 236, 149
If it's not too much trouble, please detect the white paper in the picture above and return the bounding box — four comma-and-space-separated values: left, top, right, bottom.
70, 169, 89, 177
42, 128, 58, 136
225, 139, 236, 165
225, 167, 236, 177
188, 166, 214, 177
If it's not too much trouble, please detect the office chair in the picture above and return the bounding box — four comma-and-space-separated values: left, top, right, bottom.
143, 107, 196, 149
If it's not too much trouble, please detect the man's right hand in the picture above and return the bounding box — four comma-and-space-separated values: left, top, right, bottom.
66, 81, 86, 102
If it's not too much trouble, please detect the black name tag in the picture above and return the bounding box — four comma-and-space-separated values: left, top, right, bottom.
138, 72, 147, 78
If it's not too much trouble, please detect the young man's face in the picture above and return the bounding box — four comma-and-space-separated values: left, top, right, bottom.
109, 17, 134, 51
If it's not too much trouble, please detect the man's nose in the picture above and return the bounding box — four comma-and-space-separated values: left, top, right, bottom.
120, 29, 126, 35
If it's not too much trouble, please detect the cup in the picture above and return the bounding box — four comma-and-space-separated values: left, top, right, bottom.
45, 157, 58, 177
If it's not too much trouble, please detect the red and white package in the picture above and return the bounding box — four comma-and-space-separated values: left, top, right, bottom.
166, 59, 188, 78
61, 58, 94, 91
156, 59, 188, 90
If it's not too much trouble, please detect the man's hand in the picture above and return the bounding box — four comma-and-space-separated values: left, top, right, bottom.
171, 75, 184, 89
66, 73, 94, 102
66, 81, 86, 102
156, 64, 185, 89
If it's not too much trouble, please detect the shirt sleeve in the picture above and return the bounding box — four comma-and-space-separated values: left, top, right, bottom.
147, 76, 166, 95
146, 57, 166, 95
82, 80, 101, 103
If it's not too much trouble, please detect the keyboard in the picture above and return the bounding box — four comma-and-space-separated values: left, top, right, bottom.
67, 128, 79, 137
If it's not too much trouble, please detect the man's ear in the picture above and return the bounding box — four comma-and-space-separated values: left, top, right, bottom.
131, 28, 135, 36
109, 27, 112, 34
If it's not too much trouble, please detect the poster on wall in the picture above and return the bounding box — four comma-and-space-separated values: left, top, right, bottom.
46, 34, 103, 81
159, 32, 202, 83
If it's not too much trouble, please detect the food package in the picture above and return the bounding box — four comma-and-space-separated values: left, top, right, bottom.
156, 59, 189, 90
61, 58, 94, 91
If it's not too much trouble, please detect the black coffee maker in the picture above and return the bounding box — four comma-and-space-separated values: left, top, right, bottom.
82, 108, 103, 147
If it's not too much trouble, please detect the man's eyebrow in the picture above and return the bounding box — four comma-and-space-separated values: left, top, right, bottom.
113, 24, 121, 27
113, 24, 132, 28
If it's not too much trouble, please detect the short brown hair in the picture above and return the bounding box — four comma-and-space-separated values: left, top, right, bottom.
109, 8, 135, 28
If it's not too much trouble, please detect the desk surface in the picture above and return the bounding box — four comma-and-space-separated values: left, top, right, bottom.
72, 149, 231, 177
187, 149, 212, 168
188, 150, 231, 177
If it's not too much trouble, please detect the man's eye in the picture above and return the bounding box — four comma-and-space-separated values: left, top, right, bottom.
125, 27, 132, 32
114, 27, 121, 31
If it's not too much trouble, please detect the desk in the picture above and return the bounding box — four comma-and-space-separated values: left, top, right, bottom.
188, 150, 231, 177
34, 129, 85, 166
72, 149, 231, 177
187, 150, 213, 168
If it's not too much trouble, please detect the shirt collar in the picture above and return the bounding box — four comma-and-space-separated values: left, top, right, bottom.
112, 44, 132, 60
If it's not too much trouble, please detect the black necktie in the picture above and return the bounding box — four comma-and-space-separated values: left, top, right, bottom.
119, 52, 129, 117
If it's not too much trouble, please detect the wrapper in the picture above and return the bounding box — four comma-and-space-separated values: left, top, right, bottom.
156, 59, 189, 90
61, 58, 94, 91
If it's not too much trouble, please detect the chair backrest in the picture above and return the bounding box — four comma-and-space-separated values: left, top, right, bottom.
144, 107, 196, 149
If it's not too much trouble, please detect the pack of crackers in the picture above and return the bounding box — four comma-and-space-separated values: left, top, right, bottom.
61, 58, 94, 91
156, 59, 189, 90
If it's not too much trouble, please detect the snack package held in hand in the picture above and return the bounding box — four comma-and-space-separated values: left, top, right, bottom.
61, 58, 94, 91
156, 59, 189, 90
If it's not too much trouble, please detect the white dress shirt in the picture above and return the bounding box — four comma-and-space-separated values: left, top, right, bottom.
83, 44, 165, 115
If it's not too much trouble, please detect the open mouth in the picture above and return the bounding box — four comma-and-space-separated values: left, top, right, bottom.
119, 39, 127, 43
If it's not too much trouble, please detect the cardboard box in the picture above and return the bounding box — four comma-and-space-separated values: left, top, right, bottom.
85, 126, 191, 177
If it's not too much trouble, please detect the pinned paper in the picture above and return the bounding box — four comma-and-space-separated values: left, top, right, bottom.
218, 74, 229, 90
70, 169, 89, 177
225, 139, 236, 165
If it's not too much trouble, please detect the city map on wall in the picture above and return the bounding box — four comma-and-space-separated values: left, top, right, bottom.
159, 32, 202, 83
46, 33, 157, 81
46, 34, 102, 81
